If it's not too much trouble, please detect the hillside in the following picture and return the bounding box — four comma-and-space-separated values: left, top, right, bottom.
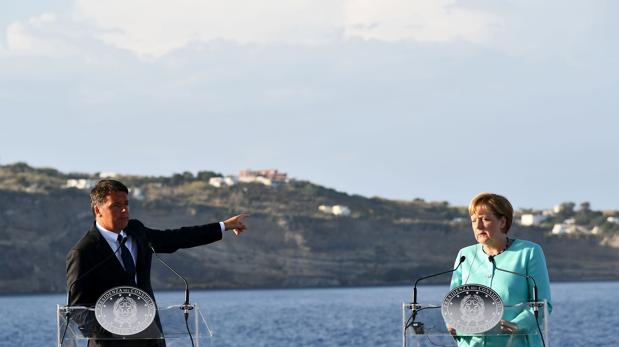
1, 162, 618, 294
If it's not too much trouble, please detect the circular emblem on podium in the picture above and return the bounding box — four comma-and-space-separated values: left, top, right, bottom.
442, 284, 503, 333
95, 286, 156, 336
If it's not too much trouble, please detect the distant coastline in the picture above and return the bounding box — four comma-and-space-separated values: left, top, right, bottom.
1, 162, 618, 294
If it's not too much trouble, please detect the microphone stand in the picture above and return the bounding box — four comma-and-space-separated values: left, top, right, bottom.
488, 256, 545, 347
488, 256, 539, 318
409, 256, 466, 332
149, 243, 195, 347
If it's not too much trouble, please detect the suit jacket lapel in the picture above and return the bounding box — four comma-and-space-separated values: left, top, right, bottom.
88, 222, 126, 274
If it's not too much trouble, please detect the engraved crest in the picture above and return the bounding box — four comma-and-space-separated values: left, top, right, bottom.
95, 286, 156, 336
113, 295, 138, 324
459, 293, 485, 322
442, 284, 503, 334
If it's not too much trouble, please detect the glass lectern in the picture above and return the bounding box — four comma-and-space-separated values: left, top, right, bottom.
57, 304, 213, 347
402, 301, 549, 347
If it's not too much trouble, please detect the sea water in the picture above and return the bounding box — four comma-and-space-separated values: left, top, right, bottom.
0, 282, 616, 346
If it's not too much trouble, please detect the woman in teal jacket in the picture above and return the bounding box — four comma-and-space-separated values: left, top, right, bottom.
449, 193, 552, 347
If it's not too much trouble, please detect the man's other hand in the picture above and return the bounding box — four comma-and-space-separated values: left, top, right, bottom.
223, 214, 249, 236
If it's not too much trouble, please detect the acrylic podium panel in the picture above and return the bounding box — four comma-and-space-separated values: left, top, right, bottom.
402, 301, 549, 347
57, 304, 213, 347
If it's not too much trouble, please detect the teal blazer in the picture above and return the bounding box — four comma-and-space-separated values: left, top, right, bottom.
450, 239, 552, 347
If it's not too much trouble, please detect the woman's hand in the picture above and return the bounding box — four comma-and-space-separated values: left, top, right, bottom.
447, 325, 457, 336
499, 320, 518, 334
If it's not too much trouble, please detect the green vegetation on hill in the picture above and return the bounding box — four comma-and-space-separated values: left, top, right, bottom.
1, 162, 618, 294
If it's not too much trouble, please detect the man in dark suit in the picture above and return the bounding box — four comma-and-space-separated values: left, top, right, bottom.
66, 179, 248, 346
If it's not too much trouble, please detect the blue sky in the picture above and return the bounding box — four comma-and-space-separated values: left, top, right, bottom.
1, 1, 617, 209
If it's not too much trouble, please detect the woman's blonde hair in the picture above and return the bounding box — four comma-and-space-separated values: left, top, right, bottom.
469, 192, 514, 233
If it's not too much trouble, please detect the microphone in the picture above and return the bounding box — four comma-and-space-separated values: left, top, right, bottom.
488, 256, 539, 318
148, 243, 191, 315
413, 256, 466, 306
488, 255, 545, 347
408, 256, 466, 333
148, 242, 195, 347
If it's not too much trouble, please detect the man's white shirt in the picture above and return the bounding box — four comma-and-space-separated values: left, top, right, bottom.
96, 222, 138, 283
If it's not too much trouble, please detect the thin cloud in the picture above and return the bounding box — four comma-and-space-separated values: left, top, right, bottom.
6, 14, 59, 55
343, 0, 501, 43
75, 0, 345, 58
3, 0, 612, 64
5, 13, 95, 58
71, 0, 500, 58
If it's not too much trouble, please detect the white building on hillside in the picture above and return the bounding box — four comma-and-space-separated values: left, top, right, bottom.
319, 205, 351, 216
130, 187, 144, 200
552, 223, 594, 235
607, 216, 619, 224
209, 176, 237, 188
66, 178, 97, 190
238, 169, 288, 186
552, 224, 570, 234
521, 214, 548, 226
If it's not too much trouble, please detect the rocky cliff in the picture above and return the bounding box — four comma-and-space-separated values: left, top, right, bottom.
0, 164, 618, 294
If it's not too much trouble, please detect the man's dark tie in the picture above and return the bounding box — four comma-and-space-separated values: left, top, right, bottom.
117, 234, 137, 286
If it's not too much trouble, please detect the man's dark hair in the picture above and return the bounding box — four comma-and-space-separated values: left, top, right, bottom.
90, 179, 129, 215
